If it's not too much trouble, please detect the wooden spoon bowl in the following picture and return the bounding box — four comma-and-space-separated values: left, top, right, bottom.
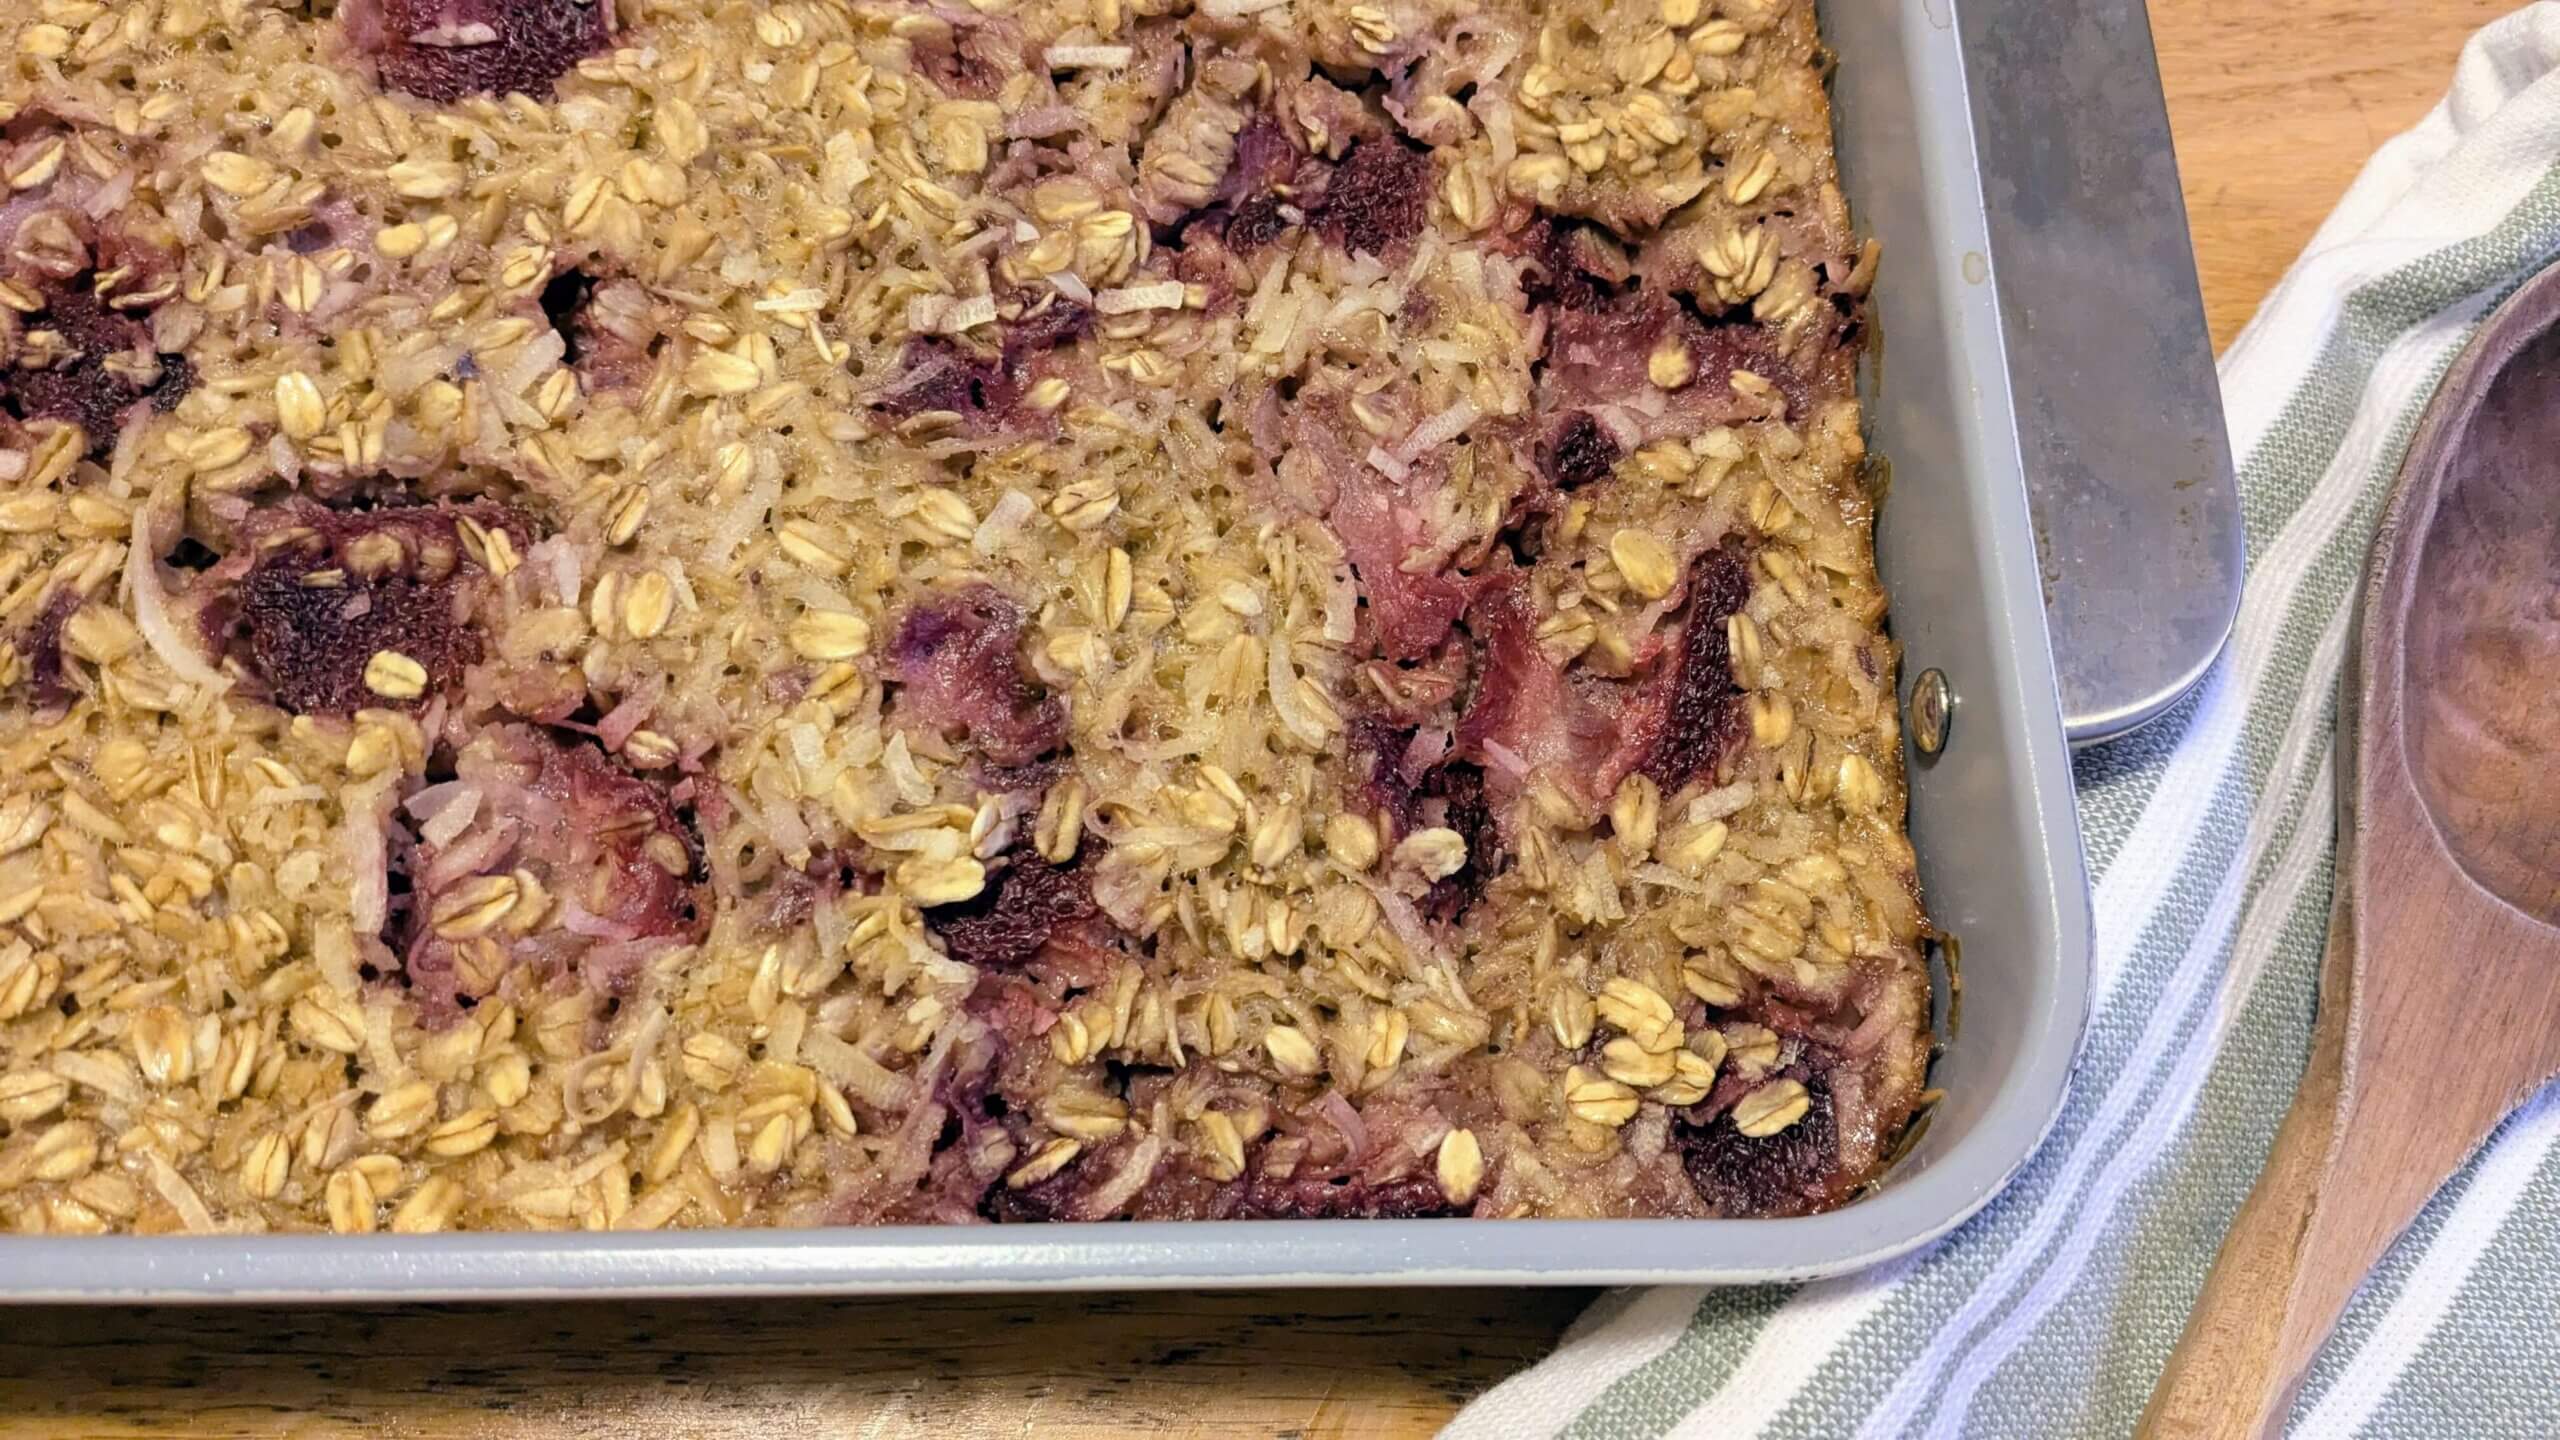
2140, 265, 2560, 1438
2400, 323, 2560, 923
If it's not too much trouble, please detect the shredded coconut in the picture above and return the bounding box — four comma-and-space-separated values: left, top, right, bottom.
1095, 281, 1186, 314
1043, 44, 1133, 68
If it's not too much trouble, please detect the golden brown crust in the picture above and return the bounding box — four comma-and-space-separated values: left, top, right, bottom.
0, 0, 1923, 1233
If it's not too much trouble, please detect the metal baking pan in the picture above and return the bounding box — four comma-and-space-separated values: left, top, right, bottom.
1, 0, 2095, 1298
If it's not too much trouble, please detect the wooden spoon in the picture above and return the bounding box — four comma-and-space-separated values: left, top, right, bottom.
2139, 264, 2560, 1439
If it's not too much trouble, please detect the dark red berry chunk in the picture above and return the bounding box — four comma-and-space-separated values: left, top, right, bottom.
1181, 117, 1429, 258
1193, 113, 1311, 252
867, 299, 1088, 436
1223, 193, 1293, 253
1517, 215, 1633, 314
1682, 299, 1822, 420
1418, 760, 1502, 924
1641, 538, 1753, 792
1540, 411, 1621, 490
1002, 295, 1093, 354
1342, 716, 1503, 923
15, 586, 81, 701
976, 1154, 1082, 1223
234, 572, 471, 716
344, 0, 611, 104
888, 585, 1067, 766
0, 274, 194, 455
1315, 138, 1431, 257
1674, 1066, 1843, 1217
201, 500, 528, 716
1347, 714, 1430, 831
919, 855, 1102, 973
870, 338, 1018, 430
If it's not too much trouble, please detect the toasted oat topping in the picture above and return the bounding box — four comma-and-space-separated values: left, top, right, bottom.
0, 0, 1924, 1234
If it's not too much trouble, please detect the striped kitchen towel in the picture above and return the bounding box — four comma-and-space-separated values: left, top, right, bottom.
1448, 7, 2560, 1438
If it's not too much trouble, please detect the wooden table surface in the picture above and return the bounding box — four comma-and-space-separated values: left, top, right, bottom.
0, 3, 2518, 1436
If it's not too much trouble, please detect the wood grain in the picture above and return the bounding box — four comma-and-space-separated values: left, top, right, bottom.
2141, 257, 2560, 1440
2152, 0, 2519, 348
0, 6, 2510, 1438
0, 1290, 1591, 1439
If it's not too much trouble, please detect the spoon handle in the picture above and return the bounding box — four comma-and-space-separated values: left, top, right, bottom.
2138, 916, 2511, 1439
2136, 999, 2347, 1440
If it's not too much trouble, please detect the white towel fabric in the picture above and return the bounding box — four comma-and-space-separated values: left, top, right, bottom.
1449, 7, 2560, 1436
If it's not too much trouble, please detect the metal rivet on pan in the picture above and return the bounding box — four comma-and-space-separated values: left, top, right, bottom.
1909, 668, 1953, 756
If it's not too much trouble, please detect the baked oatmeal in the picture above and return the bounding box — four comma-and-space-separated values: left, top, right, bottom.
0, 0, 1927, 1232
